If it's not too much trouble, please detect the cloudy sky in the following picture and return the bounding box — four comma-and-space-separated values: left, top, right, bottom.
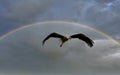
0, 0, 120, 40
1, 0, 120, 75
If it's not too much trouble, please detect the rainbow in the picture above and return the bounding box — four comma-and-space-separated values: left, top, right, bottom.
0, 20, 120, 45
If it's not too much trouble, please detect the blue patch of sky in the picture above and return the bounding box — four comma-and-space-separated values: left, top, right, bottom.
0, 18, 21, 36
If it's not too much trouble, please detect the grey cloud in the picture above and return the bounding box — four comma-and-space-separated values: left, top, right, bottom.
3, 0, 53, 23
0, 22, 120, 75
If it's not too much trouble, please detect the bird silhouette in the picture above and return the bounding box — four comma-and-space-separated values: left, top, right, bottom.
42, 32, 94, 47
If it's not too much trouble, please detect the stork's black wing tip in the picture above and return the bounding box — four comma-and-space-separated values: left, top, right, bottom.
42, 41, 45, 46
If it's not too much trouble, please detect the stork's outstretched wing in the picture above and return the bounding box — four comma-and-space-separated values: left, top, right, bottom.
70, 33, 94, 47
42, 32, 65, 45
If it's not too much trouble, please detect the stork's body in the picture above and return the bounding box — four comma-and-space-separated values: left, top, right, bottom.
59, 36, 69, 47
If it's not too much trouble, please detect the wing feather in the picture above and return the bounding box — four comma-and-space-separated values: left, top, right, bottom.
70, 33, 94, 47
42, 32, 65, 45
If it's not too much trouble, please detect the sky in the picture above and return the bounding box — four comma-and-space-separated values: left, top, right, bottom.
0, 0, 120, 40
1, 0, 120, 74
